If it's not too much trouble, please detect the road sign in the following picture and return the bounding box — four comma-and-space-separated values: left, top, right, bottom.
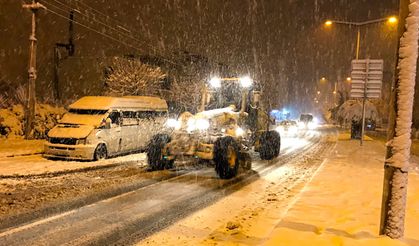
350, 59, 383, 99
349, 59, 383, 146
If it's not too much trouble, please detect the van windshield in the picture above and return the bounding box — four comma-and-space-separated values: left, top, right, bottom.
61, 109, 108, 126
69, 109, 108, 115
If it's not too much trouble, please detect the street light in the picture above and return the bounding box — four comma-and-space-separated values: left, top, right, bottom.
388, 16, 398, 24
346, 77, 352, 82
323, 16, 398, 59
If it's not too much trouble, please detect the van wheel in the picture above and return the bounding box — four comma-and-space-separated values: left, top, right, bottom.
259, 131, 281, 160
214, 136, 240, 179
94, 144, 108, 161
147, 134, 174, 170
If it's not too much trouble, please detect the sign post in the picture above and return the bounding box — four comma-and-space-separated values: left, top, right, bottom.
350, 59, 383, 145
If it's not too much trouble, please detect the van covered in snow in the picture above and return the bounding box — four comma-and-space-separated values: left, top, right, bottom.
44, 96, 168, 160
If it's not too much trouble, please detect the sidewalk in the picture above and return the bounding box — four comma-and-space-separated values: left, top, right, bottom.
0, 139, 45, 158
264, 138, 419, 245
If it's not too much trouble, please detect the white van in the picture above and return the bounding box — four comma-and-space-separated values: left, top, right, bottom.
44, 96, 168, 160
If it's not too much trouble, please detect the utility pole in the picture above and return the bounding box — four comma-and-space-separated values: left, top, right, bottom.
23, 0, 46, 139
54, 10, 75, 101
380, 0, 418, 238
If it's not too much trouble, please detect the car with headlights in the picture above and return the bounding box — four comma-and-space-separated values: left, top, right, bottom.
44, 96, 168, 160
276, 120, 298, 137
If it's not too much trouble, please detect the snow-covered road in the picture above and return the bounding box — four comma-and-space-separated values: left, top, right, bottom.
0, 128, 335, 245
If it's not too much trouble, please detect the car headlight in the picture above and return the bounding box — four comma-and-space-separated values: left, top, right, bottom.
298, 122, 305, 129
308, 122, 317, 130
289, 126, 298, 134
77, 138, 86, 145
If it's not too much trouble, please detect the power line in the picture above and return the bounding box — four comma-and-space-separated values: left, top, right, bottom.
44, 7, 146, 54
42, 0, 143, 46
72, 0, 129, 32
42, 0, 176, 64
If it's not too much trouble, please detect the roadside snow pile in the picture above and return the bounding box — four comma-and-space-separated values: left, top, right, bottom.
0, 104, 66, 139
336, 99, 379, 126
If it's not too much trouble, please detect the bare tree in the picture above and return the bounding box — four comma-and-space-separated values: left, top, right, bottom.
104, 57, 166, 97
163, 77, 203, 113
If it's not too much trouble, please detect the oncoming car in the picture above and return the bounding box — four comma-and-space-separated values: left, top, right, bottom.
275, 120, 298, 137
44, 96, 168, 160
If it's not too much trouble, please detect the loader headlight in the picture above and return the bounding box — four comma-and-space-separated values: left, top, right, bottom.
196, 119, 210, 130
235, 127, 245, 136
187, 118, 210, 132
209, 77, 221, 88
239, 76, 253, 88
166, 118, 181, 129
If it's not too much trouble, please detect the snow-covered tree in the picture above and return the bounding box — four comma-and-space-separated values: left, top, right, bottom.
103, 57, 166, 97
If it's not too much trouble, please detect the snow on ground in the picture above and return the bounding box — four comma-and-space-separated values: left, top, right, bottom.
138, 135, 419, 246
265, 139, 419, 246
0, 153, 146, 176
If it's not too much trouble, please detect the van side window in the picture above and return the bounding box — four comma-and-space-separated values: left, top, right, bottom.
122, 111, 138, 125
108, 111, 121, 126
137, 111, 166, 120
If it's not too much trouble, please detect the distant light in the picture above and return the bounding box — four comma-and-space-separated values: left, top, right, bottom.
321, 77, 326, 81
325, 20, 333, 26
346, 77, 352, 82
388, 16, 397, 24
333, 91, 336, 94
239, 76, 253, 88
209, 77, 221, 88
317, 91, 321, 95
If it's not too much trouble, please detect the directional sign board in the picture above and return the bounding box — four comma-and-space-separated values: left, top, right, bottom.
350, 59, 383, 99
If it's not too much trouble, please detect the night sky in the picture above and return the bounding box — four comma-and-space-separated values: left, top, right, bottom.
0, 0, 399, 112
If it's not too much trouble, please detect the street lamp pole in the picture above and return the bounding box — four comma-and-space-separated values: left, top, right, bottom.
325, 16, 397, 145
326, 17, 397, 60
356, 27, 361, 60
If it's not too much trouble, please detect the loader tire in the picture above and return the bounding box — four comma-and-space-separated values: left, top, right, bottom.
214, 136, 240, 179
147, 134, 174, 170
259, 131, 281, 160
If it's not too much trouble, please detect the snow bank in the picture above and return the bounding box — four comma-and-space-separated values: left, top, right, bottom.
0, 104, 66, 139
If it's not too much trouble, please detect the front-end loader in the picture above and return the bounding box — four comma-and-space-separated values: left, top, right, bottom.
147, 76, 281, 179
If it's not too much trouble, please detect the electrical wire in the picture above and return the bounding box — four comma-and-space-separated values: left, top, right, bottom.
46, 0, 137, 41
43, 7, 146, 54
72, 0, 129, 33
41, 0, 176, 64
